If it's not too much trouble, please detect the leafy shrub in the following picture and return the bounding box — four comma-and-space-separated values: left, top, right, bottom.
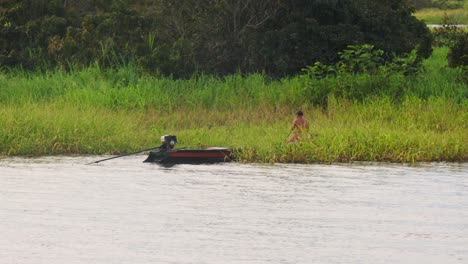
301, 62, 337, 80
460, 66, 468, 83
303, 45, 422, 78
432, 14, 466, 47
386, 49, 422, 76
300, 44, 425, 107
448, 32, 468, 68
335, 44, 384, 74
447, 31, 468, 83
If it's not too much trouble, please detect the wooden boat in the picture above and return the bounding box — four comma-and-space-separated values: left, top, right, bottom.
143, 147, 233, 164
143, 135, 233, 164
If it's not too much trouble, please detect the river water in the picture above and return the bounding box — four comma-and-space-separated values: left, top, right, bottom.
0, 156, 467, 264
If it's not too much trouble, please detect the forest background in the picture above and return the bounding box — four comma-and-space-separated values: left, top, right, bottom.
0, 0, 467, 163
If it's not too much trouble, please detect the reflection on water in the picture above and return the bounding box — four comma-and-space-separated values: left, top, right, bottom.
1, 156, 467, 264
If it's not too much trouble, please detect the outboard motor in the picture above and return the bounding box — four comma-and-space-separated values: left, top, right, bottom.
159, 135, 177, 151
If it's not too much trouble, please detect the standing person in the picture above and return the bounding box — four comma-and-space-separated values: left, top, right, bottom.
288, 110, 309, 143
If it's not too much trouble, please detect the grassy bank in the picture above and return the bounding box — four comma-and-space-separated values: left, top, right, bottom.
1, 97, 465, 163
0, 48, 467, 163
415, 0, 468, 24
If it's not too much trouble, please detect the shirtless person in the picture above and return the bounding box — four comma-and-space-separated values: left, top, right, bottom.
288, 110, 309, 143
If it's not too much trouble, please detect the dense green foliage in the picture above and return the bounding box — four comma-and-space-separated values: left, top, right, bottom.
0, 1, 465, 163
448, 31, 468, 67
447, 31, 468, 82
0, 48, 466, 162
303, 44, 422, 79
0, 0, 432, 76
432, 22, 467, 47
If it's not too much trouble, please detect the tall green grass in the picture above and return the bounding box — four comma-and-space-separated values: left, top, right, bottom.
0, 48, 467, 162
1, 48, 465, 109
0, 96, 465, 162
415, 0, 468, 24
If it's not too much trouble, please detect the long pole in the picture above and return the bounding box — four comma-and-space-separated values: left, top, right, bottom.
87, 147, 159, 164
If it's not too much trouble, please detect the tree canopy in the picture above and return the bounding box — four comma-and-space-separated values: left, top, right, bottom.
0, 0, 432, 76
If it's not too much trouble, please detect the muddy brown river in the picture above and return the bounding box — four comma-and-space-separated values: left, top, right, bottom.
0, 156, 467, 263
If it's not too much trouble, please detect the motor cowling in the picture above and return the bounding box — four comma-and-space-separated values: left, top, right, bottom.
160, 135, 177, 150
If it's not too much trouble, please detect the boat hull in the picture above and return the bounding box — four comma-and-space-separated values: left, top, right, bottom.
144, 148, 233, 164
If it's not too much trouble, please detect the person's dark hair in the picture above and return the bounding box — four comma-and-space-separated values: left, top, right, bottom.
296, 110, 303, 116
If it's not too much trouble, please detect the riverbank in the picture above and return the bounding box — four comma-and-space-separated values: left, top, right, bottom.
0, 48, 467, 163
1, 96, 465, 163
